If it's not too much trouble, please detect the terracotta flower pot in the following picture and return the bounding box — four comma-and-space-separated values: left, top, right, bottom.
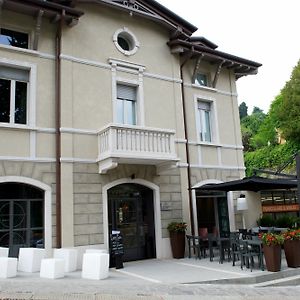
169, 231, 185, 259
284, 240, 300, 268
263, 244, 282, 272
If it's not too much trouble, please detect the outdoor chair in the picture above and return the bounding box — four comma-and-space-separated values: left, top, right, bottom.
186, 235, 206, 259
230, 232, 241, 266
240, 240, 261, 272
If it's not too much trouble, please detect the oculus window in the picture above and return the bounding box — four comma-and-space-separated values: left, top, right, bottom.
0, 65, 29, 125
116, 84, 137, 125
113, 28, 139, 56
0, 28, 29, 49
197, 101, 212, 142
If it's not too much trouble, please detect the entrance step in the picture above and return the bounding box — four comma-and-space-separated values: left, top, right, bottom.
190, 267, 300, 285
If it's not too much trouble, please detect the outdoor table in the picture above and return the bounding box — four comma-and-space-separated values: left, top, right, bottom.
243, 239, 264, 271
208, 236, 230, 264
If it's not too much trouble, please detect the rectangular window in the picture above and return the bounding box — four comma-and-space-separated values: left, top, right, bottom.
0, 66, 29, 125
116, 84, 137, 125
195, 73, 208, 87
198, 101, 212, 142
0, 28, 29, 49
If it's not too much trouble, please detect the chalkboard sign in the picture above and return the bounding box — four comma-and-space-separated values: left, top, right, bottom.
110, 231, 124, 256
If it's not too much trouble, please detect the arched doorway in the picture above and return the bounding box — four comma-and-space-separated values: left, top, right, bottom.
108, 183, 156, 262
0, 183, 44, 257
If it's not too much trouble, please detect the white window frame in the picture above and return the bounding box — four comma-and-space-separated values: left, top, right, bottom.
194, 95, 219, 144
194, 72, 210, 87
113, 27, 140, 56
0, 26, 31, 50
110, 59, 145, 127
116, 83, 138, 125
0, 58, 37, 128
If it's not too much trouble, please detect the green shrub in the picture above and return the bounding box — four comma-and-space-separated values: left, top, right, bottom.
275, 215, 297, 228
257, 215, 275, 227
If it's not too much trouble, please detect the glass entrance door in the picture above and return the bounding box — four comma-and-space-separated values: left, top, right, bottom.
108, 184, 156, 262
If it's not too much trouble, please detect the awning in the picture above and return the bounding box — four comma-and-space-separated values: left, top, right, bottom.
194, 176, 297, 192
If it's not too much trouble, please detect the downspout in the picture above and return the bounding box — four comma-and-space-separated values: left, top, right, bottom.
55, 10, 65, 249
180, 50, 195, 236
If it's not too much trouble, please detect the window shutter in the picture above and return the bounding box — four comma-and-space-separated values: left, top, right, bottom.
0, 66, 29, 82
198, 101, 210, 111
117, 84, 136, 101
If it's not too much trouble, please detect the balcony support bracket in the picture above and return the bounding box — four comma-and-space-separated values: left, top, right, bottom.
98, 158, 118, 174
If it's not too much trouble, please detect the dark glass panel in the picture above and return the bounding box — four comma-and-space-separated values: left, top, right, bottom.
30, 200, 44, 228
12, 230, 26, 246
0, 232, 9, 247
118, 36, 130, 51
0, 183, 43, 199
30, 229, 44, 248
15, 81, 27, 124
0, 201, 10, 230
13, 201, 26, 229
0, 78, 10, 123
0, 29, 29, 49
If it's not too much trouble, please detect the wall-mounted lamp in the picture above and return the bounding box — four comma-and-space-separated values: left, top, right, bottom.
237, 194, 248, 229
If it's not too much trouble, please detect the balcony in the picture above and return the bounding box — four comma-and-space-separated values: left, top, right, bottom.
97, 124, 179, 174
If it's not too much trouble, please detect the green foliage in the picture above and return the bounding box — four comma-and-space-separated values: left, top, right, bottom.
257, 215, 275, 227
240, 107, 266, 151
275, 215, 297, 229
244, 141, 300, 176
167, 221, 187, 233
276, 60, 300, 143
239, 101, 248, 119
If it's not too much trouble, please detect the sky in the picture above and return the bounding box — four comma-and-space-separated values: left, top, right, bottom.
157, 0, 300, 114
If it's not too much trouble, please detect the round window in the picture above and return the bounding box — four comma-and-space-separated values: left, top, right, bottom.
113, 27, 139, 56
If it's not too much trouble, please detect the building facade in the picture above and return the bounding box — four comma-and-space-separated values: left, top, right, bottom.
0, 0, 261, 260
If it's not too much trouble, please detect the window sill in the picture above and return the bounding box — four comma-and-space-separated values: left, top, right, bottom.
191, 84, 217, 93
0, 123, 31, 130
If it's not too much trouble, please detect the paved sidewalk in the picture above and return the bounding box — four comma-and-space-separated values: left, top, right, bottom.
0, 258, 300, 299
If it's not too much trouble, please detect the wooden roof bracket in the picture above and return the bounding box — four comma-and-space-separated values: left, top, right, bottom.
212, 60, 225, 88
33, 9, 44, 51
192, 53, 204, 84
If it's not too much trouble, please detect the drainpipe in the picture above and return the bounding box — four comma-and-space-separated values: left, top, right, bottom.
55, 10, 65, 249
180, 50, 195, 236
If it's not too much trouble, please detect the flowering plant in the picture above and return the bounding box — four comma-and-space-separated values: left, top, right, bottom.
167, 221, 187, 233
259, 232, 284, 246
282, 229, 300, 241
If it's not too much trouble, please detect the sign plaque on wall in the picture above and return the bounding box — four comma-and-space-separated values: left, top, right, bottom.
262, 204, 300, 213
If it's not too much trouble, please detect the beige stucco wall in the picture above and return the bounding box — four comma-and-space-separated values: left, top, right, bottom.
0, 2, 249, 253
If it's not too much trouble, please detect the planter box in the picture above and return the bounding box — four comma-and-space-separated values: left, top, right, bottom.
284, 240, 300, 268
169, 232, 185, 259
263, 244, 282, 272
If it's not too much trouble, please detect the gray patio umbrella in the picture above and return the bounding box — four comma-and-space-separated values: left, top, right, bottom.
194, 176, 297, 192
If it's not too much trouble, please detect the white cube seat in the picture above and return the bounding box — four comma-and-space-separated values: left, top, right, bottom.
18, 248, 45, 273
54, 248, 78, 272
82, 253, 109, 280
0, 257, 18, 278
85, 249, 108, 254
40, 258, 65, 279
0, 247, 9, 257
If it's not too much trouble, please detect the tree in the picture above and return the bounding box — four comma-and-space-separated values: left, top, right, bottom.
240, 107, 265, 151
277, 60, 300, 143
239, 101, 248, 119
251, 95, 283, 148
252, 106, 264, 114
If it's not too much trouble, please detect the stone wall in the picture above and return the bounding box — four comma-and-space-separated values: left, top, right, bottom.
0, 161, 57, 246
72, 163, 183, 245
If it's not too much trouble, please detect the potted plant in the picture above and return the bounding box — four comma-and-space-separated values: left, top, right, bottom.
167, 221, 187, 259
260, 232, 284, 272
283, 229, 300, 268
